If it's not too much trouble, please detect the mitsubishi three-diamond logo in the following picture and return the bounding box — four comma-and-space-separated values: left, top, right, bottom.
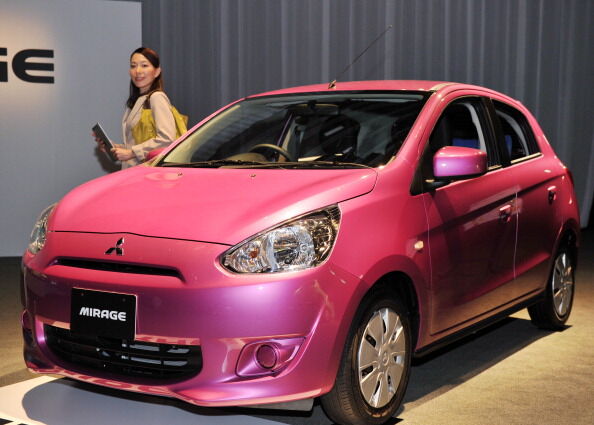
105, 237, 125, 256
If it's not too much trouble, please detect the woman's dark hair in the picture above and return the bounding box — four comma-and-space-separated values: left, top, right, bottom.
126, 47, 164, 108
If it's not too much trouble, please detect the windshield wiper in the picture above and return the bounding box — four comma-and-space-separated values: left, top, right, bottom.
280, 161, 372, 169
159, 159, 371, 169
160, 159, 270, 168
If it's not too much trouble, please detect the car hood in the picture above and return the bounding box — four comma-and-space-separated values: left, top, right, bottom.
51, 166, 377, 245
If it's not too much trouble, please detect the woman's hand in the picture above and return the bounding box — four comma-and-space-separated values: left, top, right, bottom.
111, 147, 135, 161
92, 132, 131, 161
92, 131, 107, 152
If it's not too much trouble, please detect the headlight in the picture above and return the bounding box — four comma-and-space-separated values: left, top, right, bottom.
28, 204, 56, 254
222, 206, 341, 273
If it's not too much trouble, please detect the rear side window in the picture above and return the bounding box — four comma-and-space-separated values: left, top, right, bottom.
492, 100, 539, 162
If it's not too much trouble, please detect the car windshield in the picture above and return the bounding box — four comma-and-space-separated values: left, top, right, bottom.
160, 91, 428, 169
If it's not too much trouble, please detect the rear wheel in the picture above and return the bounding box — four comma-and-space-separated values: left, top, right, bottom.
528, 247, 575, 330
321, 292, 411, 425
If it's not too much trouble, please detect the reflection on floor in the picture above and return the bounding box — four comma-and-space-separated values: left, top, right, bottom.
0, 376, 290, 425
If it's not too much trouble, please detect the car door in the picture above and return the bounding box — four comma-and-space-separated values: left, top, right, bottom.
487, 99, 561, 296
416, 95, 519, 334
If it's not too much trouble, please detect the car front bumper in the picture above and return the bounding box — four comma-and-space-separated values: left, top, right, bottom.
21, 231, 360, 408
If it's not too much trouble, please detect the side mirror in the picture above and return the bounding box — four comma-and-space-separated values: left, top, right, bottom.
433, 146, 487, 180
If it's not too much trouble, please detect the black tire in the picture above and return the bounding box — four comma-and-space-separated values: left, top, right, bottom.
321, 291, 411, 425
528, 247, 575, 330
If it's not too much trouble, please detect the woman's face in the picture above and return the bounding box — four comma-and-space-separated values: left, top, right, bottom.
129, 53, 160, 94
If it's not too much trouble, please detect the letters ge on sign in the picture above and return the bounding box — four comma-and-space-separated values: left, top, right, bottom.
0, 48, 54, 83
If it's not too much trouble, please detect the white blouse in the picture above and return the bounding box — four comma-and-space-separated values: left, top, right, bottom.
121, 91, 176, 168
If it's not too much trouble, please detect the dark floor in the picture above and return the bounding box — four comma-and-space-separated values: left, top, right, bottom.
1, 227, 593, 424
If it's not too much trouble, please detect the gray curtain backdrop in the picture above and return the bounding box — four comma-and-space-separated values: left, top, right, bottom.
139, 0, 594, 227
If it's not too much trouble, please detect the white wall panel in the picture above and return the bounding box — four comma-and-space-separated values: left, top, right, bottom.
0, 0, 141, 256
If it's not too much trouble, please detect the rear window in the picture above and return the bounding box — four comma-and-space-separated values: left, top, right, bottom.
492, 100, 540, 162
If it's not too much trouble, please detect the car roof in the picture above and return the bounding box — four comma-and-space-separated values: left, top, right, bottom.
247, 80, 520, 109
249, 80, 462, 97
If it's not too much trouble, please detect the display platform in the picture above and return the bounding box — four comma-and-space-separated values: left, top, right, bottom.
0, 377, 300, 425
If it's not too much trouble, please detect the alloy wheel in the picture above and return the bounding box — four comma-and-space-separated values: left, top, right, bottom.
552, 251, 574, 317
357, 307, 406, 408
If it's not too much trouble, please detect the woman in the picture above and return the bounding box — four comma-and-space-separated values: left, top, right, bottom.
95, 47, 177, 168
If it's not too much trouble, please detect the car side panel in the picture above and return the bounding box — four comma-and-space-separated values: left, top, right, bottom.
422, 169, 518, 334
503, 156, 565, 296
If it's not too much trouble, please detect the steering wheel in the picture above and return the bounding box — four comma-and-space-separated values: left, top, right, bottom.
248, 144, 295, 162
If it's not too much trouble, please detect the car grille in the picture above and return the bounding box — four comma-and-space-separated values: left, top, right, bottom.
55, 258, 181, 278
44, 325, 202, 381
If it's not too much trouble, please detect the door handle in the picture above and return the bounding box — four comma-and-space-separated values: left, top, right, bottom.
499, 204, 512, 223
548, 186, 557, 204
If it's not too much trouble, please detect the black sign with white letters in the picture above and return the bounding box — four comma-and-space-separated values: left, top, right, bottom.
70, 288, 136, 340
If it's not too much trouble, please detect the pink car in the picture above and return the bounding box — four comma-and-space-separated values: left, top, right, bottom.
22, 81, 580, 425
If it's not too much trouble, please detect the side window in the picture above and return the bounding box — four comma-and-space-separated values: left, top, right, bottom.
420, 98, 494, 183
429, 99, 491, 153
492, 100, 539, 162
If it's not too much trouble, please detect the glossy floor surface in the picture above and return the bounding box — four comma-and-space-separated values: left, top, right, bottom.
1, 227, 593, 424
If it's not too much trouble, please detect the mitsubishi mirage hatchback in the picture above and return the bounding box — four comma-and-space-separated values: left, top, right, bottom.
22, 81, 580, 425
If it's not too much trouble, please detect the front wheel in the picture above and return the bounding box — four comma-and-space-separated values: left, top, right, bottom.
321, 292, 411, 425
528, 247, 575, 330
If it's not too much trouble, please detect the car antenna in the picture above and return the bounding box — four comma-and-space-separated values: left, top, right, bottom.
328, 24, 393, 90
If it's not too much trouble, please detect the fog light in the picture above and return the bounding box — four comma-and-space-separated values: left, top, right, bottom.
256, 344, 278, 369
236, 337, 304, 377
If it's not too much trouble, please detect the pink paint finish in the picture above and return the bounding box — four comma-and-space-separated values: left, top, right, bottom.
50, 167, 376, 245
433, 146, 487, 178
22, 81, 580, 423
